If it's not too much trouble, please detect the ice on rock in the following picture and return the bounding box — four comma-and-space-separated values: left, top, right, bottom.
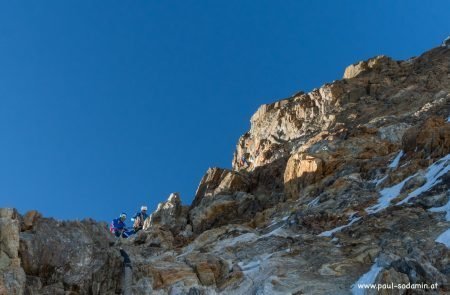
388, 150, 404, 169
366, 174, 416, 214
318, 214, 361, 237
429, 189, 450, 247
351, 260, 383, 295
397, 154, 450, 205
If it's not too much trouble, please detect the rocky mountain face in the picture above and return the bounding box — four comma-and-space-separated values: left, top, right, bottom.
1, 42, 450, 295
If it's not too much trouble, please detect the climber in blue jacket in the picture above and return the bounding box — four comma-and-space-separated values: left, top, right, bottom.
110, 213, 133, 238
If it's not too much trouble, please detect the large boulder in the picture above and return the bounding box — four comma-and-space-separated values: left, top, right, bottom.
19, 217, 123, 294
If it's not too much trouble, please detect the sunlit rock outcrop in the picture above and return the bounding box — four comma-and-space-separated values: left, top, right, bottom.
144, 192, 189, 235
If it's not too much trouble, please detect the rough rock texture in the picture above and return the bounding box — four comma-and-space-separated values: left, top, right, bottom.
284, 153, 324, 200
191, 168, 250, 208
343, 55, 400, 79
2, 40, 450, 294
19, 216, 123, 295
188, 168, 254, 234
21, 211, 42, 232
0, 208, 25, 295
402, 116, 450, 159
144, 193, 189, 235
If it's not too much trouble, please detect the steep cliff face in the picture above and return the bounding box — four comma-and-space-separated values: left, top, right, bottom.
1, 42, 450, 295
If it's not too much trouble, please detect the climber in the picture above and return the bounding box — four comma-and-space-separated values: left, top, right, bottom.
240, 155, 250, 168
132, 205, 149, 233
110, 213, 133, 238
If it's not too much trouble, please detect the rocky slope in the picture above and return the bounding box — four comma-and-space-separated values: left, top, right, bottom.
1, 40, 450, 295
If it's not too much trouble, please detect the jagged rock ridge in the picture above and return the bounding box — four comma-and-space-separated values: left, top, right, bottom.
1, 40, 450, 295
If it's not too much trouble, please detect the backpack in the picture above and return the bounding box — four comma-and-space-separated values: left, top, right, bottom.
133, 215, 142, 229
110, 220, 117, 233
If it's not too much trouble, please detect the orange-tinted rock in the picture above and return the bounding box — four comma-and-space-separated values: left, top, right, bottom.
284, 153, 324, 200
192, 168, 250, 208
343, 55, 399, 79
21, 210, 42, 231
402, 116, 450, 159
144, 192, 188, 235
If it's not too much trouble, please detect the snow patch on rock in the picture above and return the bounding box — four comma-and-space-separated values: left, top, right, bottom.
351, 260, 383, 295
318, 214, 361, 237
366, 174, 416, 214
429, 189, 450, 247
388, 150, 404, 169
397, 154, 450, 205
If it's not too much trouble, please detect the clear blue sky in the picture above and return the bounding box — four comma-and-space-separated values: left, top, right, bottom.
0, 1, 448, 222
